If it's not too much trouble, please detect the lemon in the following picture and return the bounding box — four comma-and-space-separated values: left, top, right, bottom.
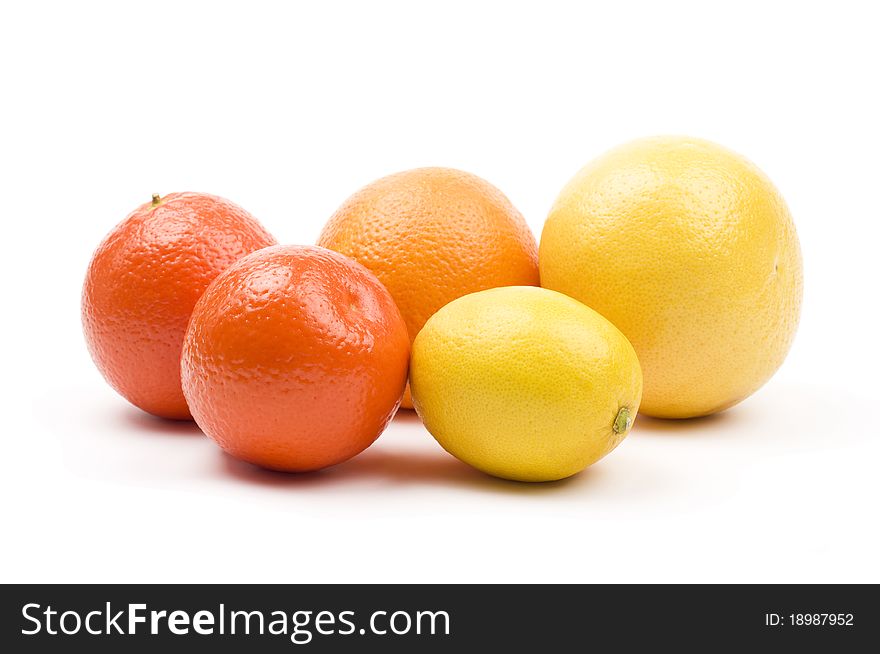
540, 136, 803, 418
410, 286, 642, 482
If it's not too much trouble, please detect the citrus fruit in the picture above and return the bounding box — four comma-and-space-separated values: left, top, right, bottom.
539, 136, 803, 418
317, 167, 539, 408
410, 286, 642, 482
181, 245, 410, 472
82, 192, 276, 419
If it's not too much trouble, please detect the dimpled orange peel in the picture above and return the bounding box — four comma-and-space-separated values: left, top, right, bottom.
181, 245, 410, 472
318, 167, 540, 408
82, 192, 277, 419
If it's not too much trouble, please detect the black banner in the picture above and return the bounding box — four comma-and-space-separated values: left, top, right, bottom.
1, 584, 875, 651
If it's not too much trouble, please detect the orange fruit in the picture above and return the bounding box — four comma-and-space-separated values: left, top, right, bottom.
318, 167, 539, 408
181, 245, 410, 472
82, 192, 276, 420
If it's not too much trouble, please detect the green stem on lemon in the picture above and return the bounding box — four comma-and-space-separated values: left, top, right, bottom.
613, 407, 633, 434
151, 193, 161, 206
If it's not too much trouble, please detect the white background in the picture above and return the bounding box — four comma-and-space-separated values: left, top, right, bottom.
1, 1, 878, 583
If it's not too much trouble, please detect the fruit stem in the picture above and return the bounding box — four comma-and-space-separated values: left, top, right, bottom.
613, 407, 633, 434
151, 193, 161, 206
